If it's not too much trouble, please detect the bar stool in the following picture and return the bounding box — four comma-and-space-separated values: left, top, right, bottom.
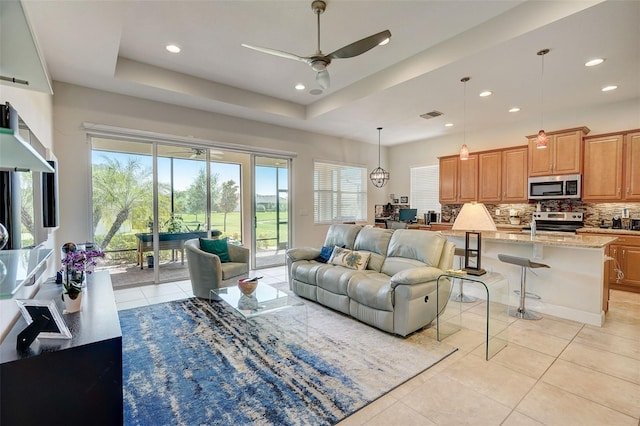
453, 248, 476, 303
498, 254, 550, 320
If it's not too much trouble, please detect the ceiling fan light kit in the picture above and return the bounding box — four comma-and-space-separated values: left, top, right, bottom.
242, 0, 391, 90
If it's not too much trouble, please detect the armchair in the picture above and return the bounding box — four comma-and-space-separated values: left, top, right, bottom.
184, 238, 250, 298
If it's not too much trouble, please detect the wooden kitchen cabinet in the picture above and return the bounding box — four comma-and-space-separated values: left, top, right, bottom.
478, 150, 502, 202
475, 147, 529, 203
583, 134, 624, 201
458, 154, 478, 202
527, 127, 589, 176
624, 132, 640, 200
439, 156, 458, 203
609, 237, 640, 292
501, 146, 528, 202
583, 129, 640, 202
579, 231, 640, 295
439, 154, 477, 203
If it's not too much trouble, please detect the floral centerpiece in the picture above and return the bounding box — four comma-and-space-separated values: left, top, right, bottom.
60, 243, 105, 300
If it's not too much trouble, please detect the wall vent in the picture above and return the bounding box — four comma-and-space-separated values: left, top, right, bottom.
420, 111, 443, 119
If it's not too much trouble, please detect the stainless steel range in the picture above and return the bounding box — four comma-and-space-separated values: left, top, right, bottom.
523, 212, 584, 233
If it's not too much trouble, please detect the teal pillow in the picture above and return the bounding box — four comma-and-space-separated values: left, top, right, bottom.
199, 237, 231, 263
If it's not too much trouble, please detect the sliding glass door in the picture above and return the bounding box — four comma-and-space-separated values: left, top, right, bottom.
253, 156, 290, 268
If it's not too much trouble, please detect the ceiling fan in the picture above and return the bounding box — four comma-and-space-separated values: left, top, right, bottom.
241, 0, 391, 90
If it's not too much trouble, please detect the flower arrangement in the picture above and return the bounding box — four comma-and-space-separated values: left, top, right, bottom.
60, 244, 105, 300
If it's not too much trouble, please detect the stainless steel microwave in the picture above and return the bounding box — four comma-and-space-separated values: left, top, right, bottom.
528, 174, 581, 200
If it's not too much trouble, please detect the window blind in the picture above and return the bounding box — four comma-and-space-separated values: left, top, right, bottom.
314, 161, 367, 223
410, 165, 441, 217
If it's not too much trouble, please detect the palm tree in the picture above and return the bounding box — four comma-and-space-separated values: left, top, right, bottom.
92, 156, 151, 249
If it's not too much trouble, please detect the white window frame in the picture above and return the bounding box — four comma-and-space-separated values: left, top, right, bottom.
410, 165, 441, 219
314, 161, 367, 224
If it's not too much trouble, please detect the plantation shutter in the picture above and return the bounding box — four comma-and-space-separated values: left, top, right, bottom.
314, 161, 367, 224
410, 165, 441, 218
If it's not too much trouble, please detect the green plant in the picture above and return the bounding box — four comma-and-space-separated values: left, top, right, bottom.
163, 214, 183, 233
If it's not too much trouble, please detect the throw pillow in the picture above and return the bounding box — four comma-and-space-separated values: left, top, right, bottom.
315, 245, 334, 263
329, 247, 371, 270
199, 237, 231, 263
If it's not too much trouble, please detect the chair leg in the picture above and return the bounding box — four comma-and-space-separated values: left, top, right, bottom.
509, 266, 542, 320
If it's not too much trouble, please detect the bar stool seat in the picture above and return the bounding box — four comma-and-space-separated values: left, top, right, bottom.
498, 254, 550, 320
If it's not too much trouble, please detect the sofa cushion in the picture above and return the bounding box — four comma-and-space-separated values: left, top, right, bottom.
316, 265, 365, 296
347, 272, 394, 311
329, 247, 371, 270
353, 227, 393, 272
315, 245, 334, 263
386, 230, 446, 266
199, 237, 231, 262
323, 224, 362, 250
390, 266, 444, 287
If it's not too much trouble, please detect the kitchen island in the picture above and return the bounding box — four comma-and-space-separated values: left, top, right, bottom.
440, 231, 617, 326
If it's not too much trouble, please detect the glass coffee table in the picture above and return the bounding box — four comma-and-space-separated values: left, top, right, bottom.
210, 282, 307, 347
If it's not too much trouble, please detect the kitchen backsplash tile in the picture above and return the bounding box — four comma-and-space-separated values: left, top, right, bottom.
441, 201, 640, 228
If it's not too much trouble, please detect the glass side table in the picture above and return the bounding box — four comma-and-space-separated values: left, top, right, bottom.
436, 272, 510, 360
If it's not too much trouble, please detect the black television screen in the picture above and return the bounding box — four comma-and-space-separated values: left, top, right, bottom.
398, 208, 417, 222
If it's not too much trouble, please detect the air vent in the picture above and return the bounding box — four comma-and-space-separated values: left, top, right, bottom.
420, 111, 443, 119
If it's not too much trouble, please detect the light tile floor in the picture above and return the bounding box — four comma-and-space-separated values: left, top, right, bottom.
114, 267, 640, 426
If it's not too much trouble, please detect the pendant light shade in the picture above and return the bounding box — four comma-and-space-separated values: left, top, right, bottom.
370, 127, 389, 188
536, 49, 550, 149
459, 77, 471, 160
459, 144, 470, 160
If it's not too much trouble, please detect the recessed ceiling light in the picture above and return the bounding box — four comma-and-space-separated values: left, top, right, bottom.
166, 44, 181, 53
378, 38, 390, 46
295, 83, 305, 91
509, 107, 521, 113
585, 58, 605, 67
479, 90, 492, 97
309, 89, 323, 95
602, 85, 618, 92
445, 123, 453, 127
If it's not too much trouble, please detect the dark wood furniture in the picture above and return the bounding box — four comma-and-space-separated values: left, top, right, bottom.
135, 231, 208, 269
0, 271, 123, 425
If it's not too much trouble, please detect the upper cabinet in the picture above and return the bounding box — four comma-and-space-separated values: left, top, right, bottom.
0, 1, 53, 94
439, 156, 459, 203
583, 130, 640, 202
439, 154, 478, 204
501, 147, 528, 202
527, 127, 589, 176
440, 146, 527, 204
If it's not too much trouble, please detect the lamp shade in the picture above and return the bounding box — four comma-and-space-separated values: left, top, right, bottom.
452, 202, 497, 232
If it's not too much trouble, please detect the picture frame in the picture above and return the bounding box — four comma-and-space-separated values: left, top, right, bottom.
400, 196, 408, 203
393, 198, 399, 204
15, 299, 72, 339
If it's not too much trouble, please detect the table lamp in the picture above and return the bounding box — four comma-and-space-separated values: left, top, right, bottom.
452, 202, 497, 275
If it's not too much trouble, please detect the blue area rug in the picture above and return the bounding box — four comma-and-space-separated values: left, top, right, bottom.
119, 295, 456, 425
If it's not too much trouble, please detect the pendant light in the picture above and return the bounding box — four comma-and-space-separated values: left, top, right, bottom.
370, 127, 389, 188
459, 76, 471, 160
536, 49, 550, 149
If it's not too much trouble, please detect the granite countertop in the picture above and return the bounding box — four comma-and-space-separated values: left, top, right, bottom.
577, 227, 640, 236
440, 230, 617, 248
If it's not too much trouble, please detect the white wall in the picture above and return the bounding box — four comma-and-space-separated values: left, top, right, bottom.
387, 98, 640, 200
52, 82, 390, 254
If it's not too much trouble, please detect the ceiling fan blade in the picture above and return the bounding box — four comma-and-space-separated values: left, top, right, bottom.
241, 43, 309, 63
327, 30, 391, 59
316, 69, 330, 90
